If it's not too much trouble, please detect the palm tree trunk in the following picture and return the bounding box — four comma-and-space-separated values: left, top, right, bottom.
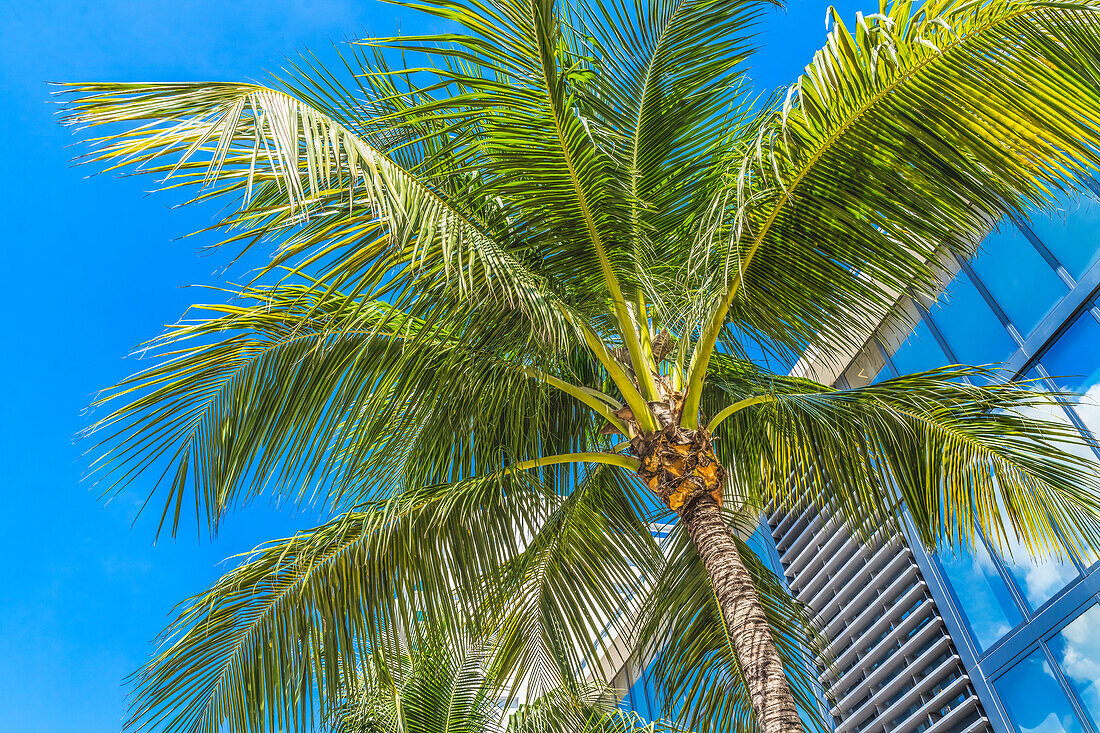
679, 493, 804, 733
633, 424, 804, 731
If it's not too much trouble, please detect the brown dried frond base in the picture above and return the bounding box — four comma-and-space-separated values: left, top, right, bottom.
633, 425, 725, 512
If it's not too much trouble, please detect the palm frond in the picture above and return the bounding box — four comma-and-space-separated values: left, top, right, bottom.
329, 628, 502, 733
126, 472, 556, 733
352, 0, 764, 384
509, 686, 678, 733
710, 365, 1100, 559
635, 519, 827, 733
582, 0, 764, 257
685, 0, 1100, 420
85, 281, 609, 536
485, 464, 662, 700
60, 80, 576, 342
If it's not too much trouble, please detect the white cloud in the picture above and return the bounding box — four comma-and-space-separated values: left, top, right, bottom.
1020, 708, 1073, 730
1072, 383, 1100, 423
1008, 383, 1100, 465
1020, 712, 1077, 733
1057, 605, 1100, 722
1021, 560, 1076, 607
991, 384, 1098, 606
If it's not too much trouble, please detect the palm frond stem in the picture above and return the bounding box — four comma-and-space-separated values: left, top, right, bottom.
527, 0, 659, 404
520, 367, 628, 433
510, 452, 640, 472
578, 323, 657, 431
706, 395, 776, 431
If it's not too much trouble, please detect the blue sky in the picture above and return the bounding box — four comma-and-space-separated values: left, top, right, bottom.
0, 1, 862, 730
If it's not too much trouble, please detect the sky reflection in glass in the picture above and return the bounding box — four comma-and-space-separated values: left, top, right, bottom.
1035, 312, 1100, 567
888, 320, 947, 376
1039, 308, 1100, 440
996, 647, 1084, 733
986, 375, 1085, 607
999, 550, 1077, 611
1026, 197, 1100, 282
1016, 365, 1100, 572
928, 270, 1017, 367
1048, 604, 1100, 731
971, 224, 1068, 338
936, 541, 1021, 651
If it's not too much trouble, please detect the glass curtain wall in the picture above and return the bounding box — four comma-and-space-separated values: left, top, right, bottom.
837, 192, 1100, 733
616, 193, 1100, 733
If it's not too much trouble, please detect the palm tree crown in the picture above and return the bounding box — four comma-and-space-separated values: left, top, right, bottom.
66, 0, 1100, 731
327, 625, 656, 733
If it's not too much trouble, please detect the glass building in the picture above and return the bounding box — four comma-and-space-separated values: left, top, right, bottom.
614, 190, 1100, 733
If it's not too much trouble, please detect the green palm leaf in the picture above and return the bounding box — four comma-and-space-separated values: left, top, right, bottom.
683, 0, 1100, 422
327, 615, 667, 733
328, 629, 502, 733
126, 464, 663, 733
126, 472, 552, 733
61, 81, 576, 342
485, 465, 661, 699
65, 0, 1100, 731
707, 364, 1100, 558
635, 516, 827, 733
85, 281, 615, 536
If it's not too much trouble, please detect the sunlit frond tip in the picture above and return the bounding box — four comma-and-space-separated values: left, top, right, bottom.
57, 81, 576, 341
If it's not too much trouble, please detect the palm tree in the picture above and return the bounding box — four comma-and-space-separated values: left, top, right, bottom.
66, 0, 1100, 731
327, 627, 503, 733
327, 623, 654, 733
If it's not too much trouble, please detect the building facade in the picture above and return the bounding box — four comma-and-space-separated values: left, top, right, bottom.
620, 191, 1100, 733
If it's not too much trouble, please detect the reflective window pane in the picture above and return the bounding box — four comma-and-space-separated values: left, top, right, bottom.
937, 541, 1022, 650
1035, 312, 1100, 565
1039, 309, 1100, 432
971, 223, 1068, 338
1026, 196, 1100, 282
1021, 367, 1100, 569
990, 374, 1085, 596
1049, 604, 1100, 730
996, 647, 1084, 733
748, 524, 783, 578
999, 549, 1078, 610
929, 269, 1018, 367
889, 320, 948, 376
